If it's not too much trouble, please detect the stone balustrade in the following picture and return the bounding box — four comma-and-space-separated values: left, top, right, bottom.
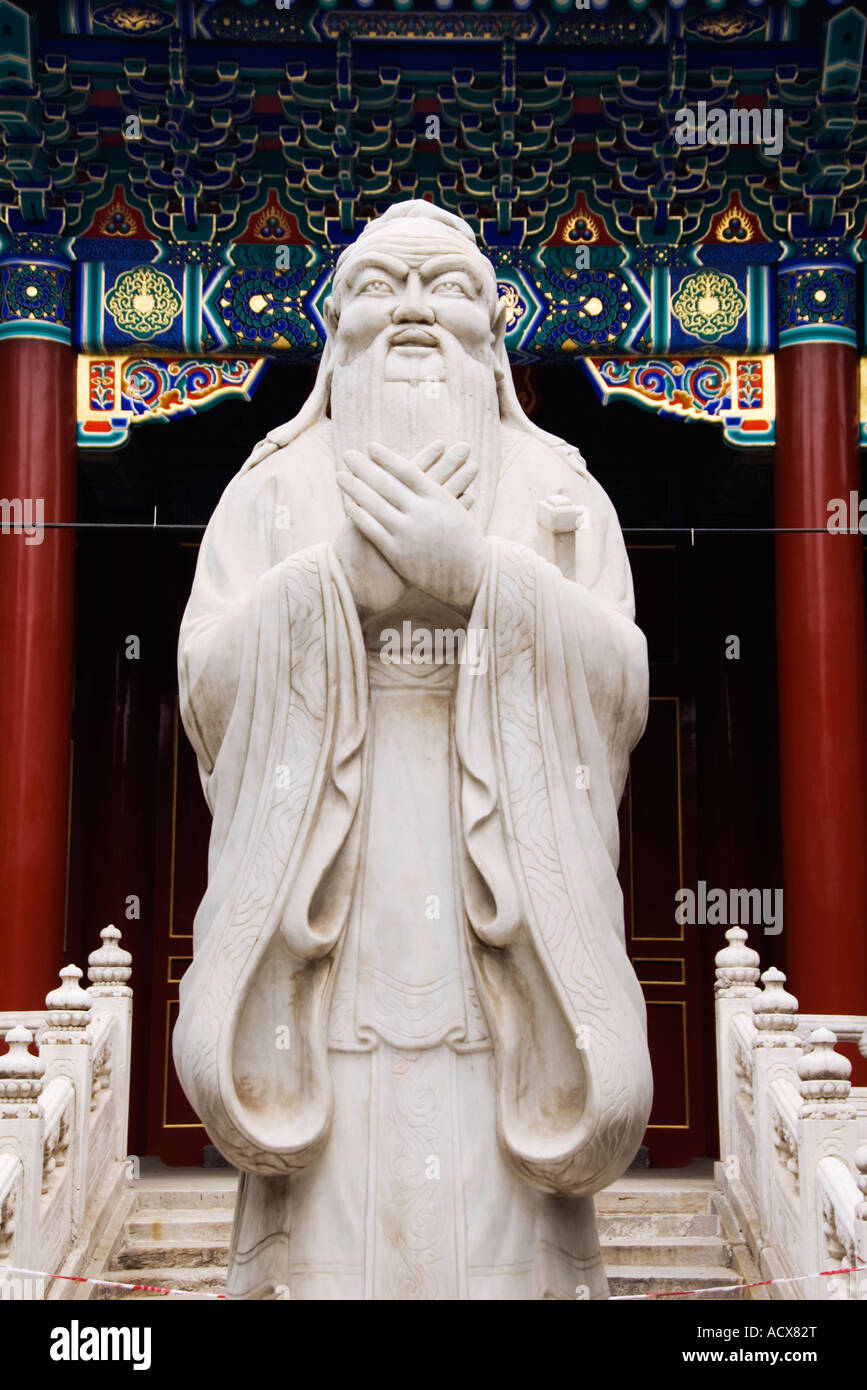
3, 916, 865, 1300
0, 926, 133, 1300
715, 925, 867, 1299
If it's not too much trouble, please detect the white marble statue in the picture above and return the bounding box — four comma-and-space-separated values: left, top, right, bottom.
173, 201, 653, 1301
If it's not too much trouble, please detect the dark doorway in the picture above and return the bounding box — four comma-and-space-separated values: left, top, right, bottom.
68, 361, 781, 1166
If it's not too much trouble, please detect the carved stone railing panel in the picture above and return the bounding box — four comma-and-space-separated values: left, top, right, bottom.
715, 926, 867, 1299
733, 1033, 755, 1120
89, 1037, 111, 1113
855, 1145, 867, 1300
37, 1077, 75, 1276
0, 1014, 47, 1043
797, 1015, 867, 1060
771, 1098, 800, 1197
0, 1153, 22, 1265
0, 927, 133, 1299
39, 1078, 73, 1198
819, 1157, 857, 1267
0, 1025, 45, 1278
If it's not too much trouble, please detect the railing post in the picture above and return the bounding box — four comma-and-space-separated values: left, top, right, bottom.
751, 967, 800, 1255
39, 967, 92, 1240
797, 1028, 856, 1297
714, 925, 760, 1167
0, 1027, 45, 1276
87, 925, 133, 1165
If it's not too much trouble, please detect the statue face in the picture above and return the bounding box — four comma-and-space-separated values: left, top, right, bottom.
333, 224, 494, 377
328, 220, 502, 479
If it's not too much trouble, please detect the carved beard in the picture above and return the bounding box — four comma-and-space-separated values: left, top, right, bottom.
329, 329, 501, 514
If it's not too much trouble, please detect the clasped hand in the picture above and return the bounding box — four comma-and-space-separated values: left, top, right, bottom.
335, 439, 486, 612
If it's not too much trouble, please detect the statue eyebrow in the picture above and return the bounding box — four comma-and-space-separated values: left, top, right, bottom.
342, 251, 485, 296
344, 254, 409, 288
418, 256, 484, 292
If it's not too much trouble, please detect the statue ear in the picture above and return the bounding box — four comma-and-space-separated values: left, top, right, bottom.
323, 295, 339, 339
491, 297, 508, 356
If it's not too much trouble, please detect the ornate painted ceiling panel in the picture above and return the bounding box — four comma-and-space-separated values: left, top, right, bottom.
1, 0, 866, 369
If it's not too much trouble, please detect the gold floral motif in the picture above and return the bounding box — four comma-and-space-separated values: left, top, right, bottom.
686, 13, 763, 41
105, 268, 182, 340
671, 271, 746, 342
94, 4, 169, 33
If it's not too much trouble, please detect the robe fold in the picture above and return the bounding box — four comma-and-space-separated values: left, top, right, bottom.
173, 419, 653, 1299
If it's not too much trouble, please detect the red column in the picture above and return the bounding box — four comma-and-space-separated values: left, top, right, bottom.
775, 341, 867, 1015
0, 338, 76, 1008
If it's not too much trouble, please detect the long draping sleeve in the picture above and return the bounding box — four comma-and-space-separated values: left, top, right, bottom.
177, 466, 283, 791
173, 466, 369, 1174
456, 516, 652, 1198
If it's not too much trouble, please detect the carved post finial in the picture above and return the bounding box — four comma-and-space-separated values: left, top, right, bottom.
0, 1026, 45, 1107
752, 966, 799, 1044
87, 924, 132, 996
797, 1027, 853, 1116
44, 964, 92, 1040
714, 925, 761, 996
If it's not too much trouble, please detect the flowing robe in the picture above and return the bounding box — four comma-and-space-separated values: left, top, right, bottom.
173, 415, 653, 1300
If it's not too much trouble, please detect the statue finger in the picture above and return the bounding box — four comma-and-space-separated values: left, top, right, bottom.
369, 440, 443, 492
343, 450, 413, 512
339, 495, 395, 558
341, 448, 372, 472
427, 443, 472, 487
336, 471, 400, 532
442, 459, 479, 498
414, 440, 451, 473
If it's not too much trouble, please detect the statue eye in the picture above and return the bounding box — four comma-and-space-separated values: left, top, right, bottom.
359, 279, 393, 295
433, 280, 468, 296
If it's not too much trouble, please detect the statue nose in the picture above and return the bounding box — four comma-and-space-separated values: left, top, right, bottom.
393, 302, 435, 324
393, 279, 435, 324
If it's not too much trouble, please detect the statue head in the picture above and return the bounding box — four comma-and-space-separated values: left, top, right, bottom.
325, 202, 506, 373
323, 203, 507, 477
243, 201, 586, 481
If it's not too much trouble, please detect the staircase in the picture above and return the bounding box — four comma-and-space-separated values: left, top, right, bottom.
598, 1165, 760, 1301
92, 1165, 233, 1301
91, 1160, 758, 1301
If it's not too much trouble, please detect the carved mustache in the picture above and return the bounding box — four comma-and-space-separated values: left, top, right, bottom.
388, 326, 442, 348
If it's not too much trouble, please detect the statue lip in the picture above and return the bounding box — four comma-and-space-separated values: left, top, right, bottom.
389, 327, 440, 347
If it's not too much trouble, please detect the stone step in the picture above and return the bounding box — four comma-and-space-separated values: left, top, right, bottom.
114, 1239, 229, 1271
596, 1210, 720, 1238
130, 1181, 237, 1213
600, 1235, 731, 1269
99, 1162, 740, 1301
126, 1209, 234, 1245
92, 1266, 227, 1302
595, 1186, 713, 1216
606, 1267, 745, 1301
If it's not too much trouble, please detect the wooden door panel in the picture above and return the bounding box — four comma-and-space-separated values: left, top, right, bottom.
146, 544, 208, 1163
621, 543, 705, 1167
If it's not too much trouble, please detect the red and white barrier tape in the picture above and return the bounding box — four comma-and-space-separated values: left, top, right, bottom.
0, 1264, 225, 1299
3, 1260, 865, 1303
611, 1263, 867, 1300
